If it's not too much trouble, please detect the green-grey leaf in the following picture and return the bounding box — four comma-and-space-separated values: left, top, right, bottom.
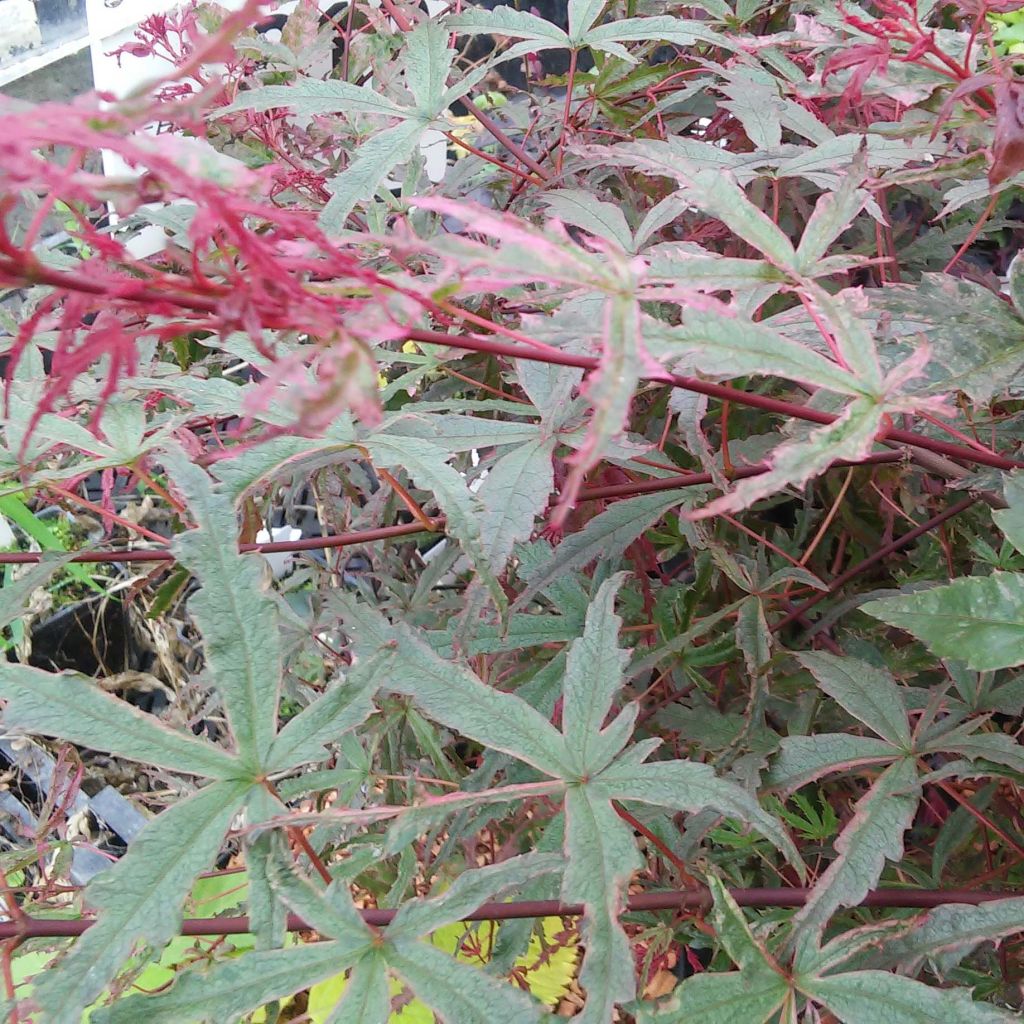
791, 758, 920, 944
636, 969, 788, 1022
867, 896, 1024, 976
324, 954, 390, 1024
993, 471, 1024, 556
647, 310, 865, 396
477, 436, 555, 574
542, 190, 634, 250
767, 734, 900, 793
795, 653, 911, 748
562, 574, 631, 774
404, 20, 454, 116
586, 15, 729, 50
366, 433, 506, 615
695, 399, 883, 519
563, 293, 643, 514
595, 758, 801, 868
867, 274, 1024, 404
445, 6, 569, 46
0, 552, 78, 631
564, 786, 641, 1022
568, 0, 605, 40
386, 937, 547, 1023
677, 171, 797, 268
861, 572, 1024, 671
320, 119, 426, 234
265, 655, 381, 772
920, 720, 1024, 773
795, 169, 868, 274
390, 853, 562, 938
164, 450, 282, 770
513, 488, 696, 611
93, 940, 368, 1024
1009, 250, 1024, 319
219, 80, 408, 119
267, 849, 376, 944
803, 969, 1017, 1024
706, 875, 780, 977
334, 593, 571, 777
39, 779, 251, 1024
0, 663, 239, 779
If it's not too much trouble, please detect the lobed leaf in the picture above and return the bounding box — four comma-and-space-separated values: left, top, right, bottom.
0, 663, 240, 779
164, 449, 282, 771
334, 593, 571, 777
795, 652, 911, 748
803, 970, 1017, 1024
563, 786, 641, 1023
40, 779, 252, 1024
791, 758, 920, 946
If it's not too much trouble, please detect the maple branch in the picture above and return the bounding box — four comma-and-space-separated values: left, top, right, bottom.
404, 328, 1024, 472
0, 886, 1013, 940
0, 456, 906, 567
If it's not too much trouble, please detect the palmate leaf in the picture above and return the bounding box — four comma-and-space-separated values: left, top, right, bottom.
0, 663, 239, 779
6, 455, 379, 1020
637, 877, 790, 1023
795, 653, 912, 748
103, 849, 553, 1024
563, 787, 641, 1022
802, 970, 1018, 1024
861, 572, 1024, 671
790, 758, 920, 948
164, 448, 283, 770
334, 585, 801, 1021
40, 779, 252, 1024
692, 399, 884, 520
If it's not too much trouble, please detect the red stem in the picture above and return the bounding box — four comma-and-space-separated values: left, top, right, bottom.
773, 495, 978, 634
1, 886, 1015, 939
0, 456, 906, 567
403, 329, 1024, 473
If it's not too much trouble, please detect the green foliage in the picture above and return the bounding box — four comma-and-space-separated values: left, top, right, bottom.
2, 0, 1024, 1021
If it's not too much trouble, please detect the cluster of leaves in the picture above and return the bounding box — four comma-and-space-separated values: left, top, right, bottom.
2, 0, 1024, 1020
